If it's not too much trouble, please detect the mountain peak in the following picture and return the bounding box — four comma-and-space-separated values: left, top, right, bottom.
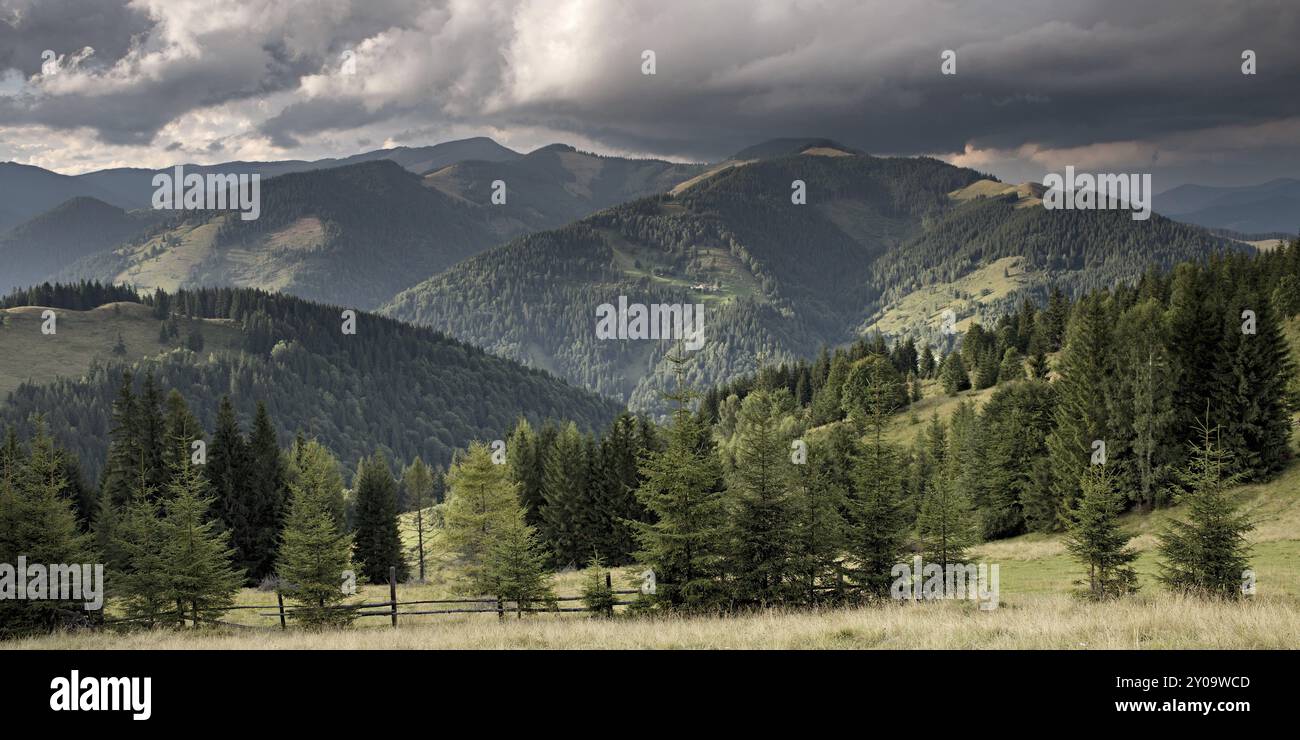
729, 137, 856, 162
530, 143, 578, 155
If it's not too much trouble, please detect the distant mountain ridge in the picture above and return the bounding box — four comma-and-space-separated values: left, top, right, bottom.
0, 137, 524, 234
382, 139, 1244, 412
12, 140, 708, 310
1154, 178, 1300, 234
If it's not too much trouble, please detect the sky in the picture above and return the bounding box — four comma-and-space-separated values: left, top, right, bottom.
1, 0, 1298, 190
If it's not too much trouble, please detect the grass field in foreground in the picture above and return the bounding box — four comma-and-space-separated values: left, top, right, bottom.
6, 402, 1296, 649
7, 593, 1298, 650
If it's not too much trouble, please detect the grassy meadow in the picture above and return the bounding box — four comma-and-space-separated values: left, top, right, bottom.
8, 452, 1299, 650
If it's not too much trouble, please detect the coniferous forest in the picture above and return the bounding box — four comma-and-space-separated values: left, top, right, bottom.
3, 239, 1295, 634
8, 3, 1300, 725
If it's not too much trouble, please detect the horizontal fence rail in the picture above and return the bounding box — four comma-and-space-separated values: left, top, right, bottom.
104, 569, 646, 630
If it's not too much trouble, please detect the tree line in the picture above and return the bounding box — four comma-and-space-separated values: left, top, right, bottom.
1, 240, 1295, 633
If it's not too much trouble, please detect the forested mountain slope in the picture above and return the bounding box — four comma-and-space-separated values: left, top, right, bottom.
0, 283, 622, 482
24, 145, 704, 310
57, 161, 505, 309
383, 141, 1243, 411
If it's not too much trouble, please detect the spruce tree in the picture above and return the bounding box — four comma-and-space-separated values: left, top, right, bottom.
916, 464, 978, 570
287, 438, 346, 529
351, 452, 407, 584
1157, 425, 1254, 599
162, 462, 242, 626
277, 442, 355, 627
1109, 299, 1176, 510
1214, 284, 1294, 479
0, 422, 92, 635
505, 418, 545, 528
724, 389, 798, 607
810, 351, 850, 424
580, 555, 617, 617
594, 412, 649, 565
1044, 294, 1115, 527
845, 358, 910, 599
791, 435, 848, 604
1065, 465, 1139, 600
539, 422, 592, 567
1167, 263, 1220, 449
998, 347, 1025, 383
100, 372, 140, 517
241, 402, 287, 583
633, 358, 728, 610
939, 351, 971, 396
162, 390, 203, 476
207, 396, 247, 545
484, 511, 555, 617
975, 348, 1000, 389
112, 456, 171, 623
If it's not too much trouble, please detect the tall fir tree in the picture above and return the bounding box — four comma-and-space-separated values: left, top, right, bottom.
287, 438, 346, 530
791, 433, 848, 604
505, 418, 545, 529
0, 422, 92, 635
161, 462, 243, 626
1044, 293, 1115, 528
939, 351, 971, 396
633, 356, 728, 610
240, 402, 287, 583
594, 412, 650, 565
351, 452, 408, 584
207, 396, 248, 548
162, 390, 203, 477
917, 463, 978, 570
1109, 299, 1177, 510
1214, 282, 1295, 479
111, 454, 171, 623
539, 422, 594, 567
277, 441, 355, 627
845, 356, 910, 599
724, 389, 798, 607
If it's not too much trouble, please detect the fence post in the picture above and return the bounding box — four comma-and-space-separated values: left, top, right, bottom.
496, 596, 504, 622
605, 572, 614, 617
276, 591, 287, 630
389, 566, 398, 628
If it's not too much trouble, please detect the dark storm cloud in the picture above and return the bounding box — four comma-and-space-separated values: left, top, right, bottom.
0, 0, 151, 75
2, 0, 1298, 183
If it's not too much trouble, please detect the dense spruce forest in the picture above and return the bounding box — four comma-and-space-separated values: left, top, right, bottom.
383, 145, 1248, 413
2, 240, 1294, 633
0, 283, 622, 483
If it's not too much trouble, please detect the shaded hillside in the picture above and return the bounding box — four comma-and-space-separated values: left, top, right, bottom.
60, 161, 505, 309
0, 198, 160, 294
0, 284, 622, 481
384, 141, 1240, 411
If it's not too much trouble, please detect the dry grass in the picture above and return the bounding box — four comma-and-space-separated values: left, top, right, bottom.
8, 593, 1297, 650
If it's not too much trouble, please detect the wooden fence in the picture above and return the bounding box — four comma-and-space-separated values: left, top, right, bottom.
101, 568, 642, 631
